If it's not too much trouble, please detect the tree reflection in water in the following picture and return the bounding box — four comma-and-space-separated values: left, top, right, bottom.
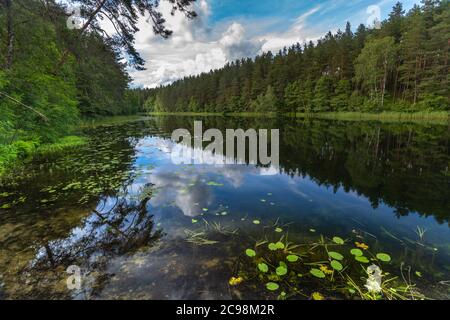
18, 184, 162, 299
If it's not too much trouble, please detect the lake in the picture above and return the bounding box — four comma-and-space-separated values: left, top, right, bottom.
0, 116, 449, 300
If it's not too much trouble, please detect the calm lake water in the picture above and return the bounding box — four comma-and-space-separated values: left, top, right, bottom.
0, 116, 449, 299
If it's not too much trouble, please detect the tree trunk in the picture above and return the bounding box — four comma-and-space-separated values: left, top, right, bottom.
381, 54, 388, 108
4, 0, 14, 69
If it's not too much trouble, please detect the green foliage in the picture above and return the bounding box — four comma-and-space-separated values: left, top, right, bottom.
250, 86, 278, 112
0, 0, 143, 176
144, 1, 448, 114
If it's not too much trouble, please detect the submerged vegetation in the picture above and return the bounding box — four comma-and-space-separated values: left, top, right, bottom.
183, 213, 442, 300
0, 117, 449, 299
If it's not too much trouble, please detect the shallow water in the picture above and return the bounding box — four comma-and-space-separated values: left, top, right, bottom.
0, 116, 449, 299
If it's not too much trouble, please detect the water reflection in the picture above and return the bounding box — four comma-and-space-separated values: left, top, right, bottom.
0, 116, 449, 299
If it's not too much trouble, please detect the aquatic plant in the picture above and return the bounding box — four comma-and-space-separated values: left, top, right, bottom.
235, 224, 427, 300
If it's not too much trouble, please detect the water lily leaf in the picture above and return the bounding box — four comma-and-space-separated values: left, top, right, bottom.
310, 268, 326, 278
207, 181, 223, 186
328, 251, 344, 261
332, 236, 344, 245
376, 253, 391, 262
330, 260, 343, 271
276, 266, 288, 276
245, 249, 256, 257
355, 256, 369, 263
275, 242, 285, 250
287, 255, 299, 262
350, 248, 363, 257
268, 243, 278, 251
258, 263, 269, 273
266, 282, 279, 291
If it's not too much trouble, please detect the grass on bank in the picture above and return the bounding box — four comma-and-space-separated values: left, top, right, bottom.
147, 111, 450, 123
0, 136, 87, 178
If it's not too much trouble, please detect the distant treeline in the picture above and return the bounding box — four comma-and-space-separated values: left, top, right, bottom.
143, 1, 449, 114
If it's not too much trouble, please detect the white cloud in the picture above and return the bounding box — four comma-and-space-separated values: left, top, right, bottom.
260, 6, 322, 53
129, 0, 265, 88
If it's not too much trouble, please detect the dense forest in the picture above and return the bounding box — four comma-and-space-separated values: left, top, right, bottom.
0, 0, 195, 174
144, 1, 449, 114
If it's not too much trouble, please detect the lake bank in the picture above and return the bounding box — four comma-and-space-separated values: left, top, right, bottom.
0, 136, 87, 180
148, 111, 450, 124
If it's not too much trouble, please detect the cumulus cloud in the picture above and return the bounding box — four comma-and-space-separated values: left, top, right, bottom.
128, 0, 264, 88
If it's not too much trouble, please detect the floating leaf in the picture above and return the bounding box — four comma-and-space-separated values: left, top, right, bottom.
333, 236, 344, 245
311, 292, 325, 300
275, 242, 285, 250
266, 282, 279, 291
310, 268, 326, 278
245, 249, 256, 257
330, 260, 343, 271
287, 255, 299, 262
276, 266, 288, 276
355, 256, 370, 263
376, 253, 391, 262
191, 219, 198, 224
253, 220, 261, 225
207, 181, 224, 186
258, 263, 269, 273
268, 243, 278, 251
328, 251, 344, 261
275, 227, 283, 233
202, 208, 209, 212
309, 229, 316, 233
350, 248, 363, 257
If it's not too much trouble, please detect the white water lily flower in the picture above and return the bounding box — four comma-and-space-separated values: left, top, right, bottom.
365, 264, 383, 293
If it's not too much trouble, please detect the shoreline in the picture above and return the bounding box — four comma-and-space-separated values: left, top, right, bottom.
147, 111, 450, 124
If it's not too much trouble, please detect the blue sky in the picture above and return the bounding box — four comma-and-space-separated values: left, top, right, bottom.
128, 0, 421, 88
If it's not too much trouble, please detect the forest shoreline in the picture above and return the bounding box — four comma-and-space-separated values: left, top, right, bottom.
147, 111, 450, 124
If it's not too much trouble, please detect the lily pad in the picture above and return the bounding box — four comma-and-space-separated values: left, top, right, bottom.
258, 263, 269, 273
276, 266, 288, 276
350, 248, 363, 257
275, 242, 285, 250
310, 268, 326, 278
268, 243, 278, 251
266, 282, 279, 291
328, 251, 344, 261
245, 249, 256, 257
376, 253, 391, 262
207, 181, 224, 186
355, 256, 370, 263
287, 255, 299, 262
330, 260, 343, 271
332, 236, 344, 245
